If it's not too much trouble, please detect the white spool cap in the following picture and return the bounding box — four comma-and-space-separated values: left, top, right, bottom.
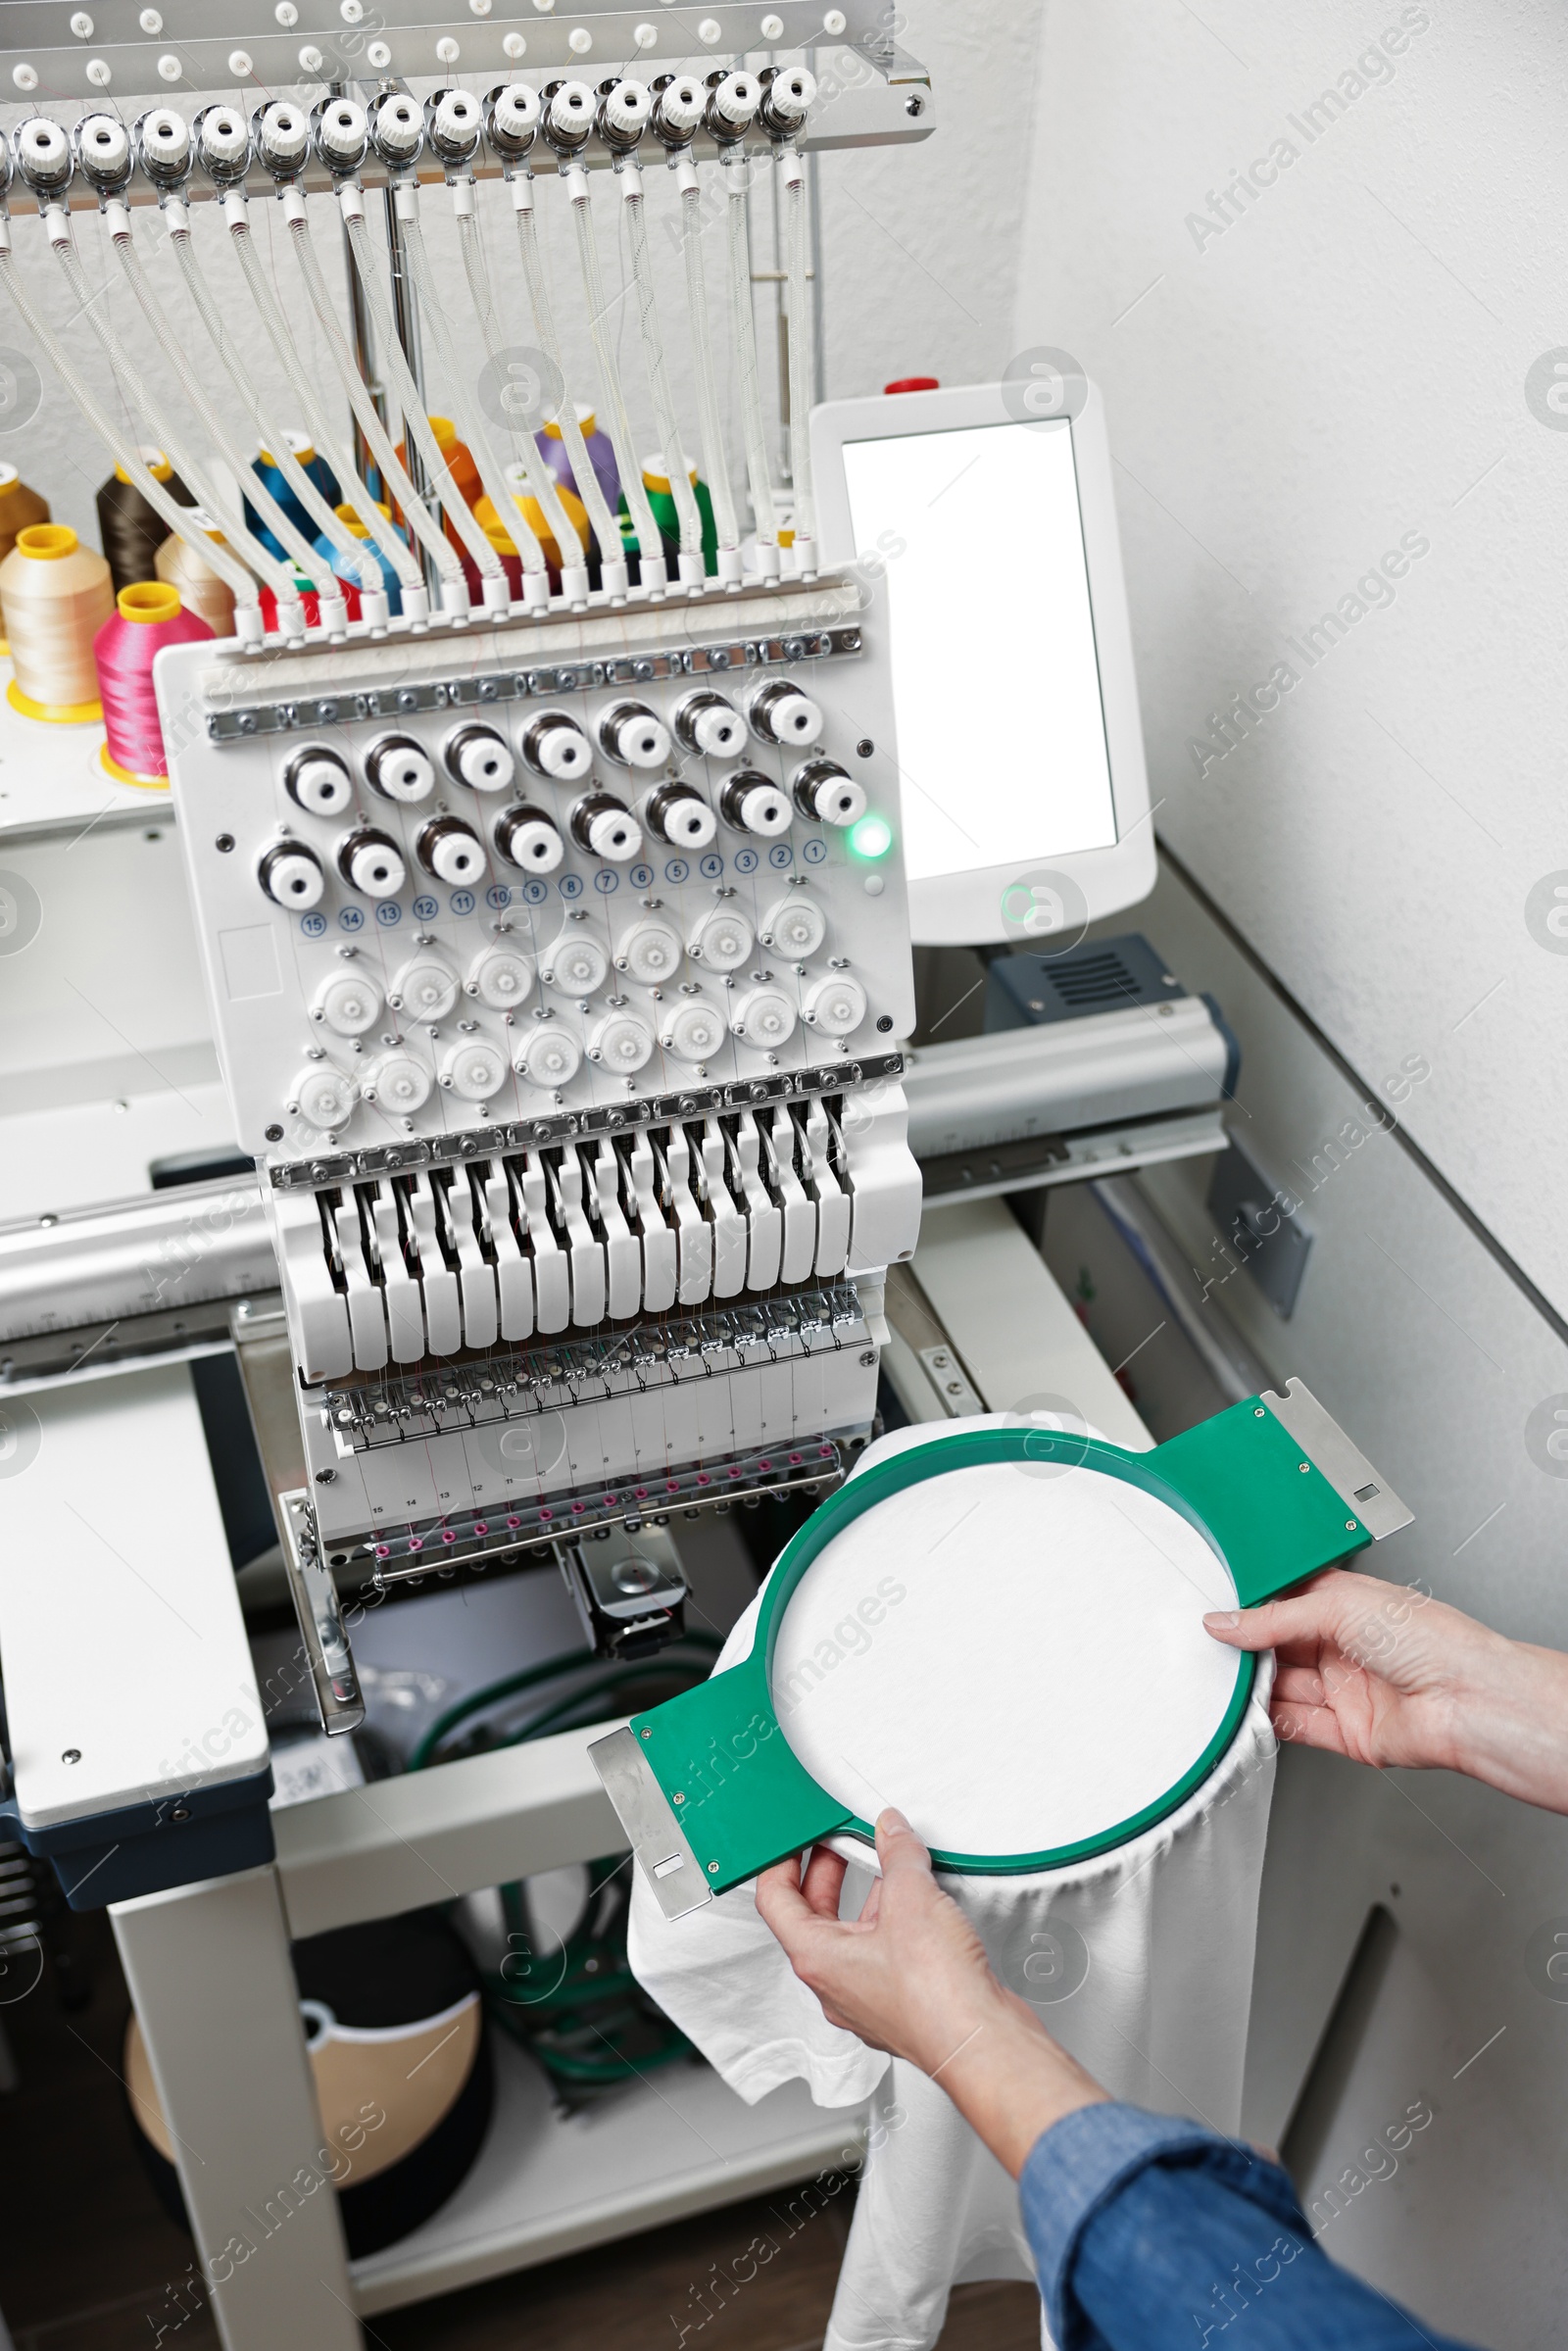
199, 106, 248, 171
497, 811, 564, 873
688, 906, 753, 970
769, 65, 816, 120
547, 79, 595, 141
546, 935, 609, 995
317, 95, 367, 165
601, 78, 651, 138
519, 1026, 583, 1086
804, 971, 866, 1034
528, 715, 592, 780
443, 1039, 507, 1101
590, 1011, 654, 1071
489, 81, 539, 145
615, 917, 682, 985
662, 999, 724, 1061
313, 969, 382, 1035
449, 728, 514, 792
139, 109, 190, 172
759, 688, 822, 747
691, 702, 745, 759
431, 86, 481, 156
261, 846, 325, 909
390, 955, 460, 1022
585, 805, 643, 861
734, 781, 792, 837
344, 837, 406, 897
655, 74, 704, 137
293, 1066, 356, 1129
763, 894, 826, 957
372, 91, 423, 160
606, 706, 671, 768
367, 738, 436, 803
469, 948, 534, 1009
363, 1052, 431, 1113
659, 793, 717, 849
77, 114, 131, 178
709, 71, 759, 130
287, 751, 353, 815
17, 118, 72, 187
733, 987, 796, 1047
424, 824, 486, 885
260, 100, 309, 169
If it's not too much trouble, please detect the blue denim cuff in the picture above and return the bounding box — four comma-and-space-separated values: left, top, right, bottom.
1019, 2102, 1306, 2349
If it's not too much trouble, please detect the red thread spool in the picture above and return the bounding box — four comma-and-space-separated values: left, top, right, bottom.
94, 581, 214, 787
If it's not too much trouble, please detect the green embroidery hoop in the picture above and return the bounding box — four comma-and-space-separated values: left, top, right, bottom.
593, 1384, 1411, 1918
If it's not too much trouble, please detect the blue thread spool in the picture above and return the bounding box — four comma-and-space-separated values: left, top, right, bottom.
245, 431, 340, 557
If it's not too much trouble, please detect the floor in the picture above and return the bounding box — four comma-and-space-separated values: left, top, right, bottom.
0, 1919, 1041, 2351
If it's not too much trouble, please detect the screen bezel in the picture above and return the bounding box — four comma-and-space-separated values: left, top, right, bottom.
809, 380, 1154, 946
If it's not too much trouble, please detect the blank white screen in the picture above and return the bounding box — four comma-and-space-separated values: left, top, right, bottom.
842, 419, 1118, 881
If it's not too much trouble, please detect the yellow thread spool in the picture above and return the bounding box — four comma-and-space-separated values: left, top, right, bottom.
1, 524, 115, 722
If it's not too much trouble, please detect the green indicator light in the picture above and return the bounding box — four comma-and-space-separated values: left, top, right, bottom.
849, 812, 893, 860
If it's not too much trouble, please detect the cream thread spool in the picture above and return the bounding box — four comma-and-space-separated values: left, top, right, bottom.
0, 464, 51, 655
1, 523, 114, 722
155, 510, 236, 639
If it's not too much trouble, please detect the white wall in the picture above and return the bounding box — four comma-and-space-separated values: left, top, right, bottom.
1013, 0, 1568, 1323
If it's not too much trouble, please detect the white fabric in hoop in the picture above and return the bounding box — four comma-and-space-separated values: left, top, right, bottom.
627, 1417, 1278, 2351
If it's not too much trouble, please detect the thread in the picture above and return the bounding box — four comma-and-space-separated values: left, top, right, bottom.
316, 501, 403, 617
155, 510, 237, 639
1, 524, 115, 721
396, 415, 480, 552
537, 405, 619, 514
477, 478, 590, 591
462, 521, 524, 607
244, 431, 340, 557
260, 569, 334, 633
94, 581, 214, 787
0, 464, 50, 653
97, 447, 196, 594
637, 456, 717, 576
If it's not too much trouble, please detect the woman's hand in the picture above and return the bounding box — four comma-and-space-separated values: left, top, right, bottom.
1204, 1567, 1568, 1813
756, 1809, 1106, 2176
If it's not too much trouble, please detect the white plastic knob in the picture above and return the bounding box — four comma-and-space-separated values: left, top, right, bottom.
805, 972, 866, 1034
469, 948, 534, 1009
547, 79, 595, 140
260, 101, 309, 167
763, 894, 826, 957
313, 969, 382, 1036
600, 78, 650, 138
691, 702, 745, 759
449, 728, 514, 792
759, 689, 821, 747
615, 918, 682, 985
368, 739, 436, 803
528, 715, 592, 780
442, 1039, 508, 1102
545, 935, 609, 995
317, 96, 366, 164
687, 906, 753, 971
78, 114, 130, 176
497, 812, 564, 873
803, 768, 865, 826
293, 1066, 356, 1129
287, 750, 353, 815
605, 706, 671, 768
372, 92, 422, 158
139, 110, 189, 171
424, 825, 486, 885
519, 1026, 582, 1087
585, 805, 643, 861
662, 999, 724, 1062
709, 71, 760, 129
390, 955, 460, 1022
344, 837, 406, 897
655, 74, 704, 136
655, 792, 716, 849
431, 87, 481, 153
199, 107, 248, 168
491, 83, 540, 143
733, 781, 791, 837
733, 987, 796, 1048
261, 846, 324, 908
363, 1052, 431, 1112
590, 1011, 654, 1072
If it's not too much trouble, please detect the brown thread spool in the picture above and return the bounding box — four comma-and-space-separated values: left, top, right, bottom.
155, 509, 236, 639
97, 447, 195, 594
0, 464, 51, 655
1, 523, 115, 721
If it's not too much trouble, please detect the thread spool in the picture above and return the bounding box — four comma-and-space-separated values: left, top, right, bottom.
260, 568, 334, 633
155, 509, 237, 640
537, 403, 619, 512
0, 464, 51, 654
461, 520, 524, 607
317, 500, 402, 617
476, 480, 589, 592
97, 448, 196, 594
394, 416, 480, 554
94, 581, 214, 786
638, 455, 717, 577
245, 431, 339, 556
1, 524, 115, 721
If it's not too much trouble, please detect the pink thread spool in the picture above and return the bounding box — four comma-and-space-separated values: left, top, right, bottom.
93, 581, 214, 787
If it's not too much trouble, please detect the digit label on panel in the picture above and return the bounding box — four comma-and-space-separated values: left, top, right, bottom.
594, 869, 618, 894
803, 837, 827, 864
735, 849, 759, 874
339, 906, 366, 931
375, 901, 403, 926
487, 885, 512, 910
413, 894, 439, 922
630, 863, 653, 889
664, 858, 690, 885
450, 890, 476, 917
301, 911, 327, 938
560, 873, 584, 901
700, 854, 724, 880
769, 844, 793, 868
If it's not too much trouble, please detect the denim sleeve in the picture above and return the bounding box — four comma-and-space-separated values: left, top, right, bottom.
1018, 2102, 1481, 2351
